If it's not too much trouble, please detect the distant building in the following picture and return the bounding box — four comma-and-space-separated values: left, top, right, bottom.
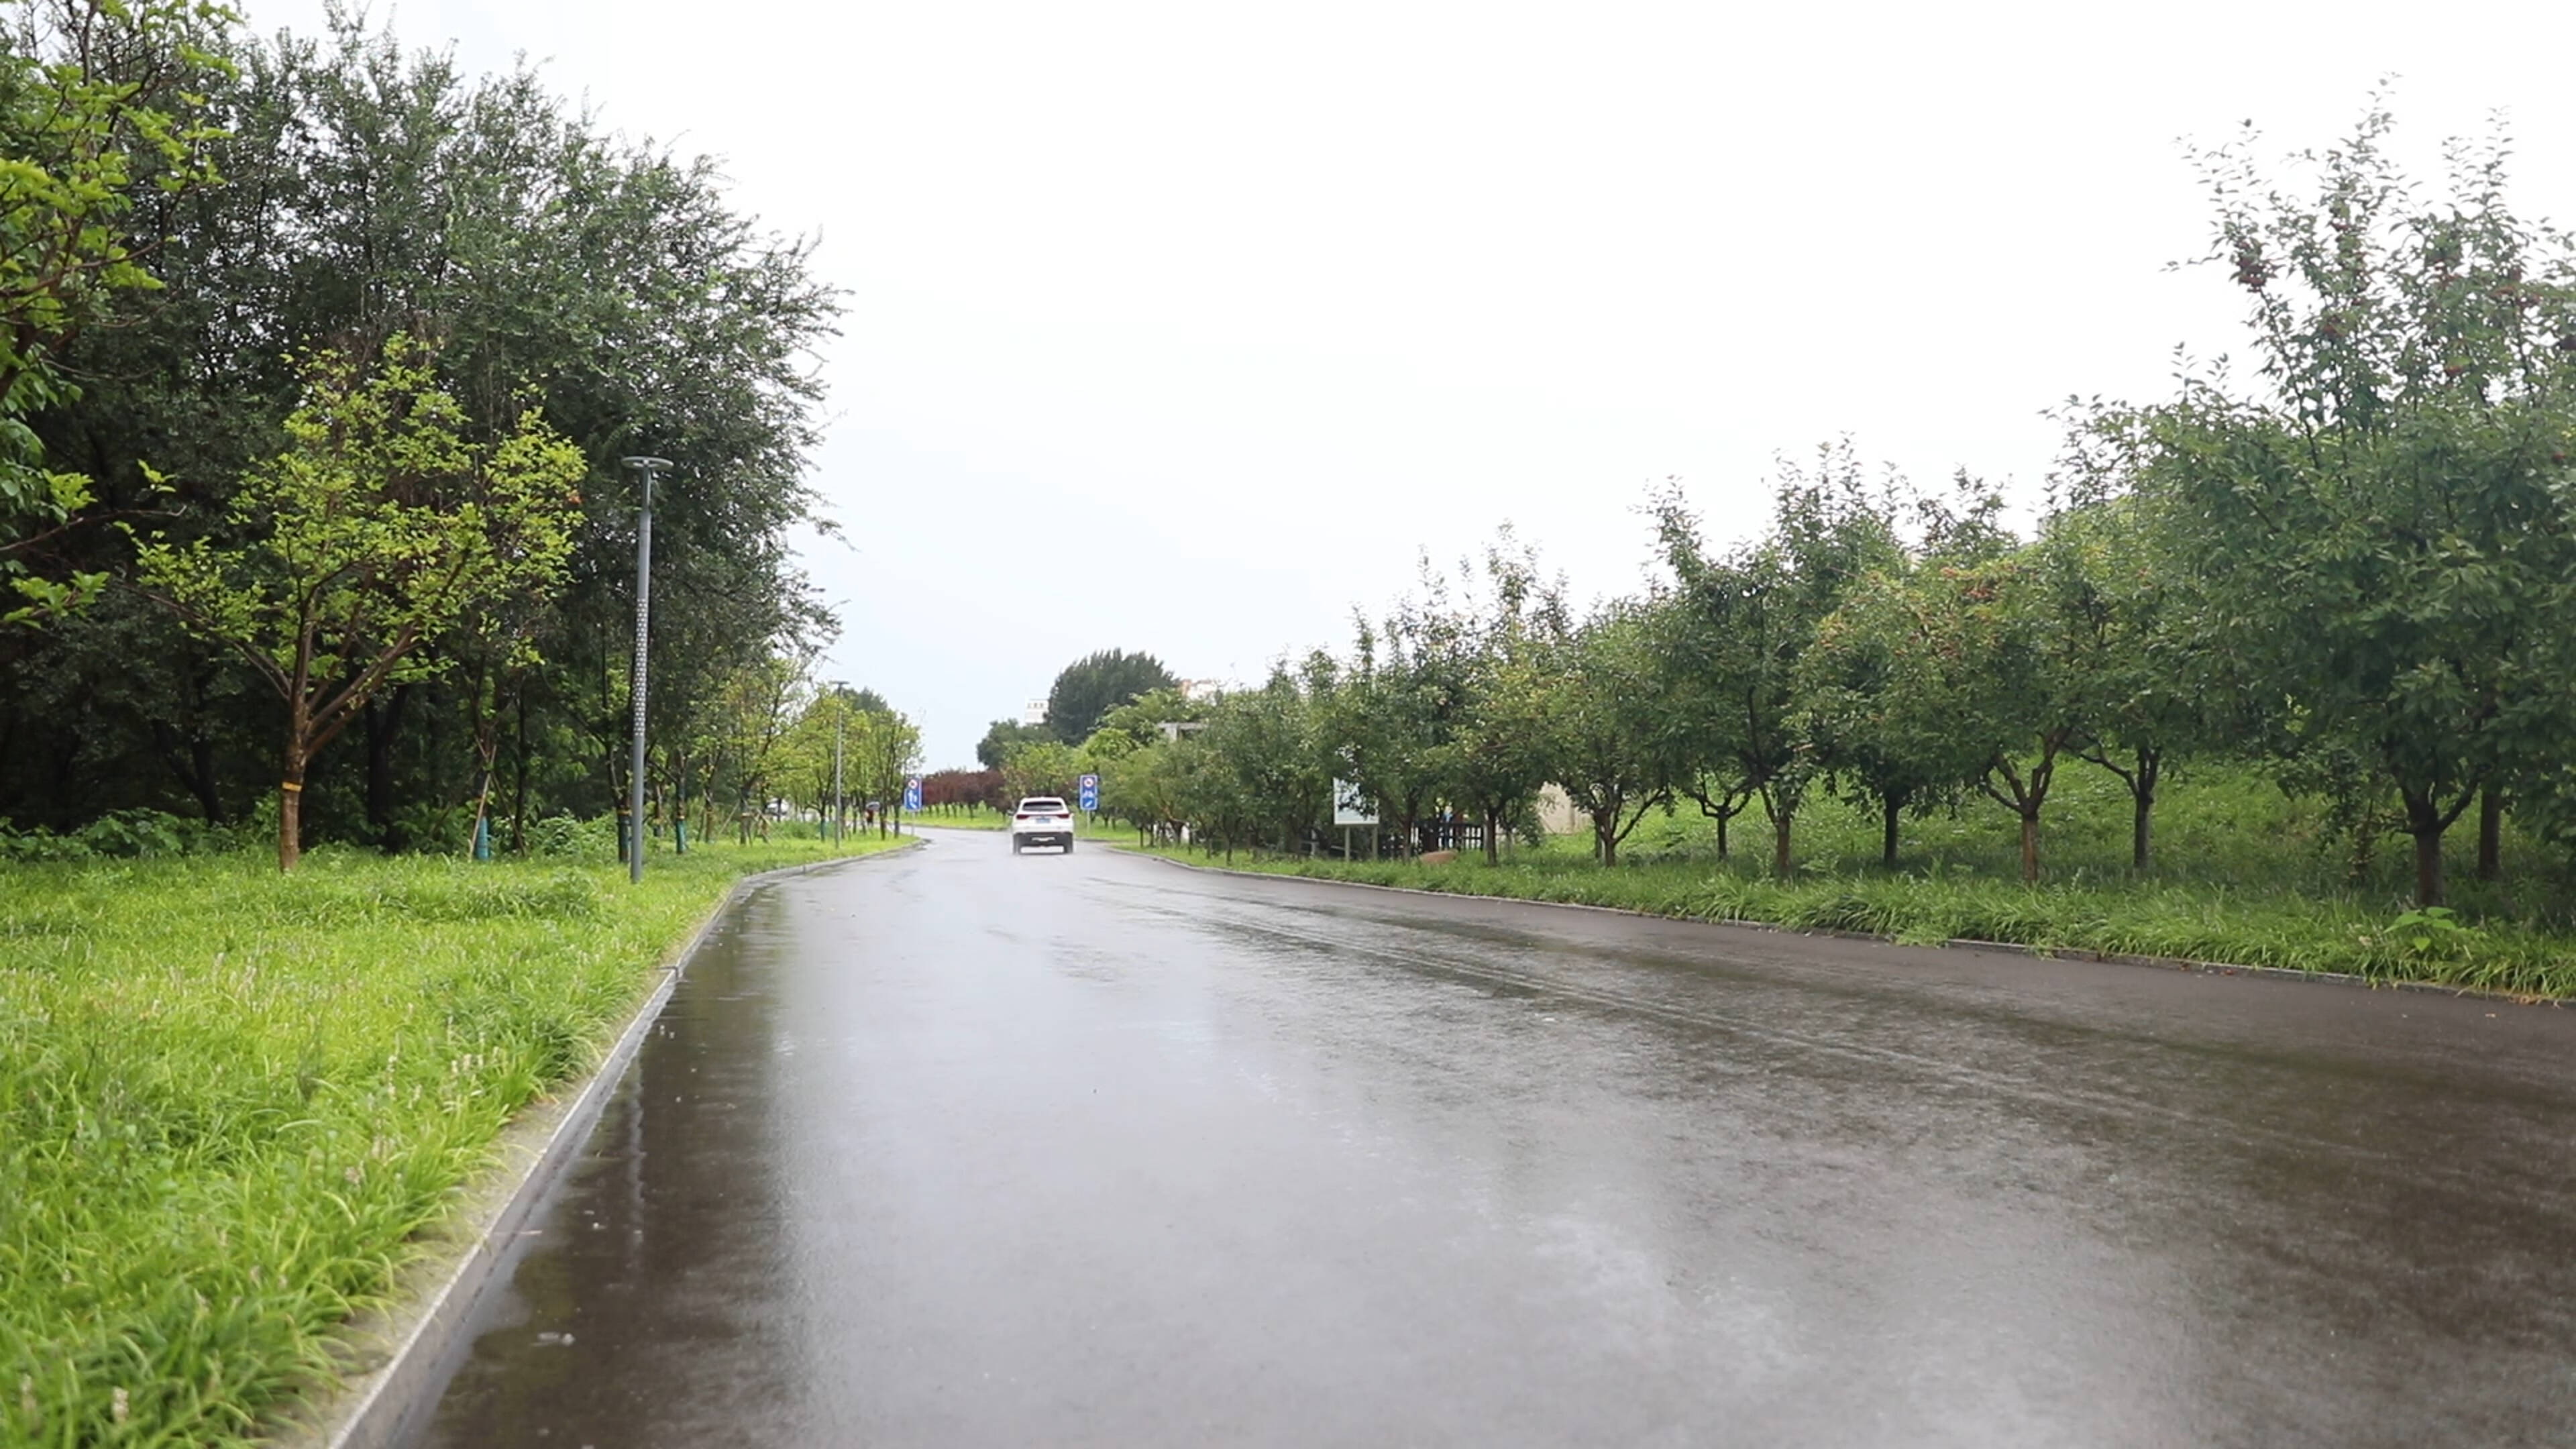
1177, 678, 1234, 702
1020, 698, 1048, 727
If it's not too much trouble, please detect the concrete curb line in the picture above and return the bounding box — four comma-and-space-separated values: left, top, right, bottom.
272, 841, 926, 1449
1123, 848, 2560, 1008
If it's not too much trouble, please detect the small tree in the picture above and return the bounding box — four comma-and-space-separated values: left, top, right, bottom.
999, 738, 1085, 806
1428, 532, 1562, 865
976, 717, 1052, 769
1322, 591, 1466, 856
133, 337, 584, 867
857, 704, 922, 835
1547, 604, 1675, 867
2027, 476, 2220, 873
1948, 553, 2092, 883
1096, 684, 1206, 749
1799, 563, 1990, 870
1652, 450, 1903, 876
1199, 664, 1330, 853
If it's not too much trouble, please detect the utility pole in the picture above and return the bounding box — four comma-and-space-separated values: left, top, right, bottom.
622, 456, 672, 884
833, 707, 845, 848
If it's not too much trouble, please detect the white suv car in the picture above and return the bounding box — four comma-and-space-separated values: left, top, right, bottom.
1011, 797, 1075, 854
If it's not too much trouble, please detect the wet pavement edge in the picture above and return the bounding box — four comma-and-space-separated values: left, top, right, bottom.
1126, 847, 2569, 1007
272, 843, 926, 1449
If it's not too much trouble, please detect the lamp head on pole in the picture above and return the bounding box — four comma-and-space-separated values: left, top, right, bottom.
621, 455, 674, 506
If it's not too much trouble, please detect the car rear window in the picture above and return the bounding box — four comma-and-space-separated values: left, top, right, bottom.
1020, 798, 1067, 812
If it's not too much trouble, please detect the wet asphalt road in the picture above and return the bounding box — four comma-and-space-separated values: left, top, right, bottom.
410, 831, 2576, 1448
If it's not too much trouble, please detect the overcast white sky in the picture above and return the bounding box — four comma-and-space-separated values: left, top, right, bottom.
251, 0, 2576, 767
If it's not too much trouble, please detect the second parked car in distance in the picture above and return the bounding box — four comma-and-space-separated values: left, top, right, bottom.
1011, 797, 1075, 854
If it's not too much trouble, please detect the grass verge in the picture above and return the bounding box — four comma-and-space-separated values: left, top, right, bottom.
1122, 845, 2576, 1000
913, 810, 1126, 839
0, 833, 907, 1446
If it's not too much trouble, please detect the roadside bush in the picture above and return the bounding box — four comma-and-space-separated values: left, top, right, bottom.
391, 800, 476, 857
524, 813, 616, 859
0, 809, 237, 863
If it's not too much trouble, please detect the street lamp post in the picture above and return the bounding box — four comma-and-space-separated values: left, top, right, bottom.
623, 456, 672, 883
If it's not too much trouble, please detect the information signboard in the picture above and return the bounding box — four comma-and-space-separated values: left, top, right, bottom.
1332, 780, 1377, 826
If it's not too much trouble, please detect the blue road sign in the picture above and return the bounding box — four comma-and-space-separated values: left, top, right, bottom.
1077, 772, 1100, 812
903, 776, 923, 812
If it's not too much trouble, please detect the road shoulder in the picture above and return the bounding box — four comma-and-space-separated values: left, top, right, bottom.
264, 843, 924, 1449
1121, 846, 2557, 1008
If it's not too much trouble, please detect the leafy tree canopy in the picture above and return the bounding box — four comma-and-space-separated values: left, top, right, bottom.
1044, 647, 1176, 743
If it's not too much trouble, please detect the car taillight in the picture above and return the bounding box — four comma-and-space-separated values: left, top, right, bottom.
1016, 813, 1030, 820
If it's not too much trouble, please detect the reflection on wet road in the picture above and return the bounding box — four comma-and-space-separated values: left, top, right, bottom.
409, 833, 2576, 1447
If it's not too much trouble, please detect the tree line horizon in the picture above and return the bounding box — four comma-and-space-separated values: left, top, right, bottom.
975, 105, 2576, 910
0, 2, 924, 866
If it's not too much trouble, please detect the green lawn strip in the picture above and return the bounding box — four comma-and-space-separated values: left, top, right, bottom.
908, 809, 1008, 830
913, 811, 1126, 840
1115, 843, 2576, 1000
0, 835, 906, 1446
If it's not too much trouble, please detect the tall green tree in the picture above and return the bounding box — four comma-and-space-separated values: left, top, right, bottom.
4, 11, 839, 845
1444, 541, 1561, 865
1044, 647, 1177, 743
0, 0, 228, 613
2132, 106, 2576, 905
131, 337, 583, 868
977, 716, 1052, 769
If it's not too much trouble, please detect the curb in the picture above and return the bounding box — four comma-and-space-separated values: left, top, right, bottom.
274, 841, 925, 1449
1123, 848, 2560, 1008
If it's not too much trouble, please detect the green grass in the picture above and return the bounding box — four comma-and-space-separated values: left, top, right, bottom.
0, 832, 909, 1446
907, 806, 1010, 830
1130, 765, 2576, 999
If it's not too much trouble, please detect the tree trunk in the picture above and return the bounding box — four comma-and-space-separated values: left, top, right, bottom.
1881, 795, 1901, 868
671, 751, 687, 855
509, 692, 531, 855
1483, 806, 1501, 865
2414, 825, 2446, 908
2402, 786, 2452, 907
2129, 748, 2161, 873
1772, 806, 1794, 879
2477, 787, 2502, 883
2019, 814, 2039, 883
279, 741, 308, 873
1594, 809, 1617, 867
1714, 810, 1727, 859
